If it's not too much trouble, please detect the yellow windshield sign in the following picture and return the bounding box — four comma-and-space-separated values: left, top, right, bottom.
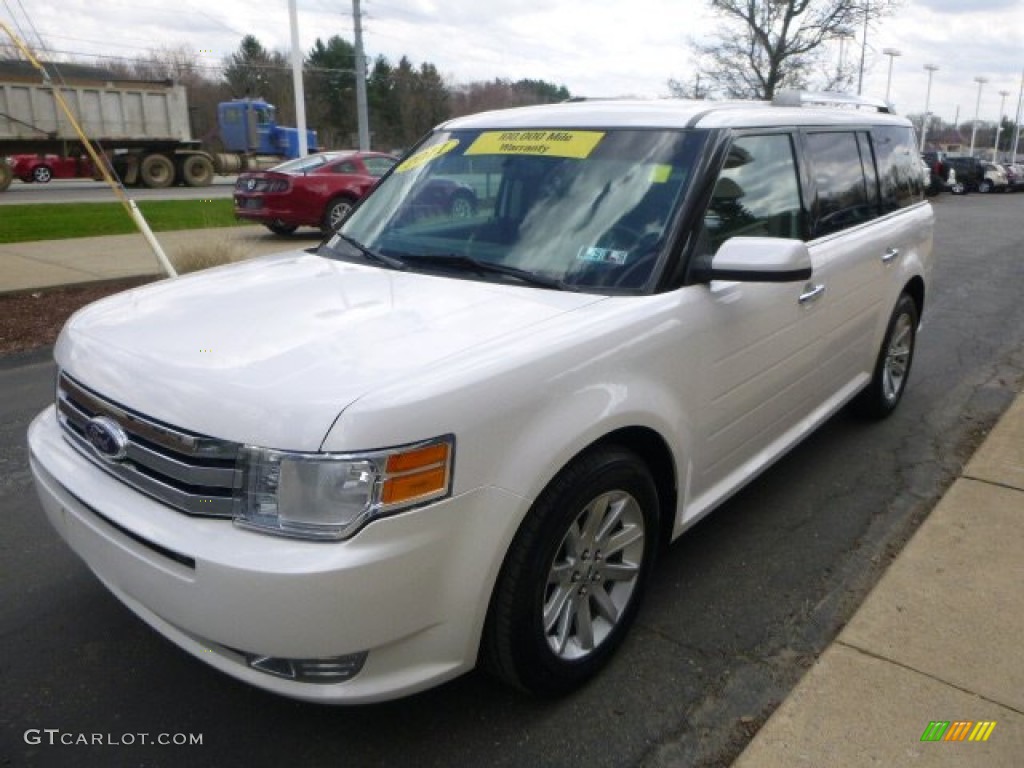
396, 139, 460, 172
466, 130, 605, 159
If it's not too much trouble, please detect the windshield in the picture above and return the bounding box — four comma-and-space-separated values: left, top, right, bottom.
323, 128, 706, 292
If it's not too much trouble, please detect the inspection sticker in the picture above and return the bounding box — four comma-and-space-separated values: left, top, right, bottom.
396, 139, 460, 172
465, 130, 605, 159
578, 246, 628, 265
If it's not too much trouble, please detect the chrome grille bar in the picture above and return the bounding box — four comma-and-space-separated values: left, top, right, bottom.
57, 371, 242, 518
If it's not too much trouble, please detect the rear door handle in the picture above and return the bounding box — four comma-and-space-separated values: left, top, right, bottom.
882, 247, 900, 263
799, 284, 826, 305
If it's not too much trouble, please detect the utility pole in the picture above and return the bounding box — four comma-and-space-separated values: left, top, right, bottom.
353, 0, 370, 150
288, 0, 308, 156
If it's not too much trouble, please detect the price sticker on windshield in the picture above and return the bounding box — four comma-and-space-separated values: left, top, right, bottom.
396, 139, 460, 172
466, 130, 605, 159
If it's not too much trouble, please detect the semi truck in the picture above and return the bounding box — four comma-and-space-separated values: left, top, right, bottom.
0, 59, 318, 192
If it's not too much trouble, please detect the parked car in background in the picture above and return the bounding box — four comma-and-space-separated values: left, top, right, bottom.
921, 151, 947, 195
233, 150, 480, 235
8, 153, 93, 183
941, 156, 985, 194
234, 151, 396, 235
981, 163, 1009, 193
999, 163, 1022, 192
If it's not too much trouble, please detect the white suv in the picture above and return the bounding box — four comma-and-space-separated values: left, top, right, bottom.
29, 93, 933, 703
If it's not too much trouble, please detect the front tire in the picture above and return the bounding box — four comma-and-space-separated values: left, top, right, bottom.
140, 154, 175, 188
852, 293, 918, 419
265, 221, 298, 236
181, 155, 215, 187
32, 165, 52, 183
482, 446, 659, 696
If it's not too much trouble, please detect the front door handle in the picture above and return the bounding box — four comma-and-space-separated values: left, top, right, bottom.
799, 283, 826, 305
882, 247, 900, 263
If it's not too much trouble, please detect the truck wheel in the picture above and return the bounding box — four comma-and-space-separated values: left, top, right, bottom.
32, 165, 53, 183
978, 179, 993, 194
0, 162, 13, 192
140, 154, 175, 188
481, 446, 659, 696
181, 155, 214, 187
323, 196, 356, 232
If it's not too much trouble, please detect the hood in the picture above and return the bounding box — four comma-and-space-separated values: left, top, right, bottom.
57, 251, 603, 451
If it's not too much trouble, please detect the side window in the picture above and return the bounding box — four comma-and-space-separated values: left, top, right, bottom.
872, 125, 924, 211
705, 133, 803, 254
805, 131, 874, 238
363, 157, 397, 177
334, 161, 358, 174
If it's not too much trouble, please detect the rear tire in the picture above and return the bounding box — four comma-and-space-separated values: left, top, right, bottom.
140, 154, 175, 188
32, 165, 52, 183
481, 446, 659, 696
978, 179, 993, 194
265, 221, 298, 236
323, 196, 356, 232
851, 293, 918, 419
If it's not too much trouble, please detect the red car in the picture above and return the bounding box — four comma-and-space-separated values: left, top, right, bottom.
233, 151, 397, 235
9, 153, 94, 183
234, 150, 478, 235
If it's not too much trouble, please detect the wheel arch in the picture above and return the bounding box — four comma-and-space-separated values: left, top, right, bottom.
583, 426, 679, 552
903, 275, 926, 322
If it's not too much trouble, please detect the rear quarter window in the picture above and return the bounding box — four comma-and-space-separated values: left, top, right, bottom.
872, 125, 924, 211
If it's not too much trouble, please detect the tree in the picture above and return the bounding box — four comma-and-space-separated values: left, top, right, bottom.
694, 0, 900, 100
222, 35, 293, 122
306, 36, 358, 147
449, 78, 571, 117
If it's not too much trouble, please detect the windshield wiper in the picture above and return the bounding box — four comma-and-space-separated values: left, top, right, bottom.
411, 253, 572, 290
329, 234, 409, 271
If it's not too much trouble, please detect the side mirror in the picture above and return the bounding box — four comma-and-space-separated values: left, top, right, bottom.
693, 237, 812, 283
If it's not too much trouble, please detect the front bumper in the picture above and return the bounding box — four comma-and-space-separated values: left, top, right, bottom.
28, 406, 526, 703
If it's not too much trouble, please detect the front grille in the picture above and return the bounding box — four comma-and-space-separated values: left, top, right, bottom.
57, 371, 242, 518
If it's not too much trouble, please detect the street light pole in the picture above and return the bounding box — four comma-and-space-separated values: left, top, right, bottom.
857, 0, 870, 95
969, 76, 988, 157
920, 64, 939, 152
993, 90, 1009, 161
882, 48, 901, 104
1012, 68, 1024, 164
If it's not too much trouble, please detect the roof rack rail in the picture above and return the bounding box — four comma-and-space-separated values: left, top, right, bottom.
772, 90, 893, 114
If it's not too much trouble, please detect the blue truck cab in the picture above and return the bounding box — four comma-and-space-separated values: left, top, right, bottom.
217, 99, 318, 159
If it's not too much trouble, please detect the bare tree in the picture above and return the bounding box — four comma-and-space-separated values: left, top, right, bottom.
694, 0, 900, 100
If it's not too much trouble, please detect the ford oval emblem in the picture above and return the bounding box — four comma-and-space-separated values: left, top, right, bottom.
84, 416, 129, 461
246, 178, 257, 191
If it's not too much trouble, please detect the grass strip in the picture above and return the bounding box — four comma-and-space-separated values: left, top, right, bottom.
0, 199, 246, 244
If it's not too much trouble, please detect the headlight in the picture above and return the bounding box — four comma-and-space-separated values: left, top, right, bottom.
235, 436, 454, 541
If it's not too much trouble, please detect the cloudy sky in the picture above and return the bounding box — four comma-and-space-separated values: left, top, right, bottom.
4, 0, 1022, 131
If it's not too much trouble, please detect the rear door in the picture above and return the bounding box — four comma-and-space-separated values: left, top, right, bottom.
802, 124, 927, 408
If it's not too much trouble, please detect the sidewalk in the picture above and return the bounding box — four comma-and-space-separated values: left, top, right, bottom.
0, 225, 318, 294
732, 394, 1024, 766
2, 228, 1022, 765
